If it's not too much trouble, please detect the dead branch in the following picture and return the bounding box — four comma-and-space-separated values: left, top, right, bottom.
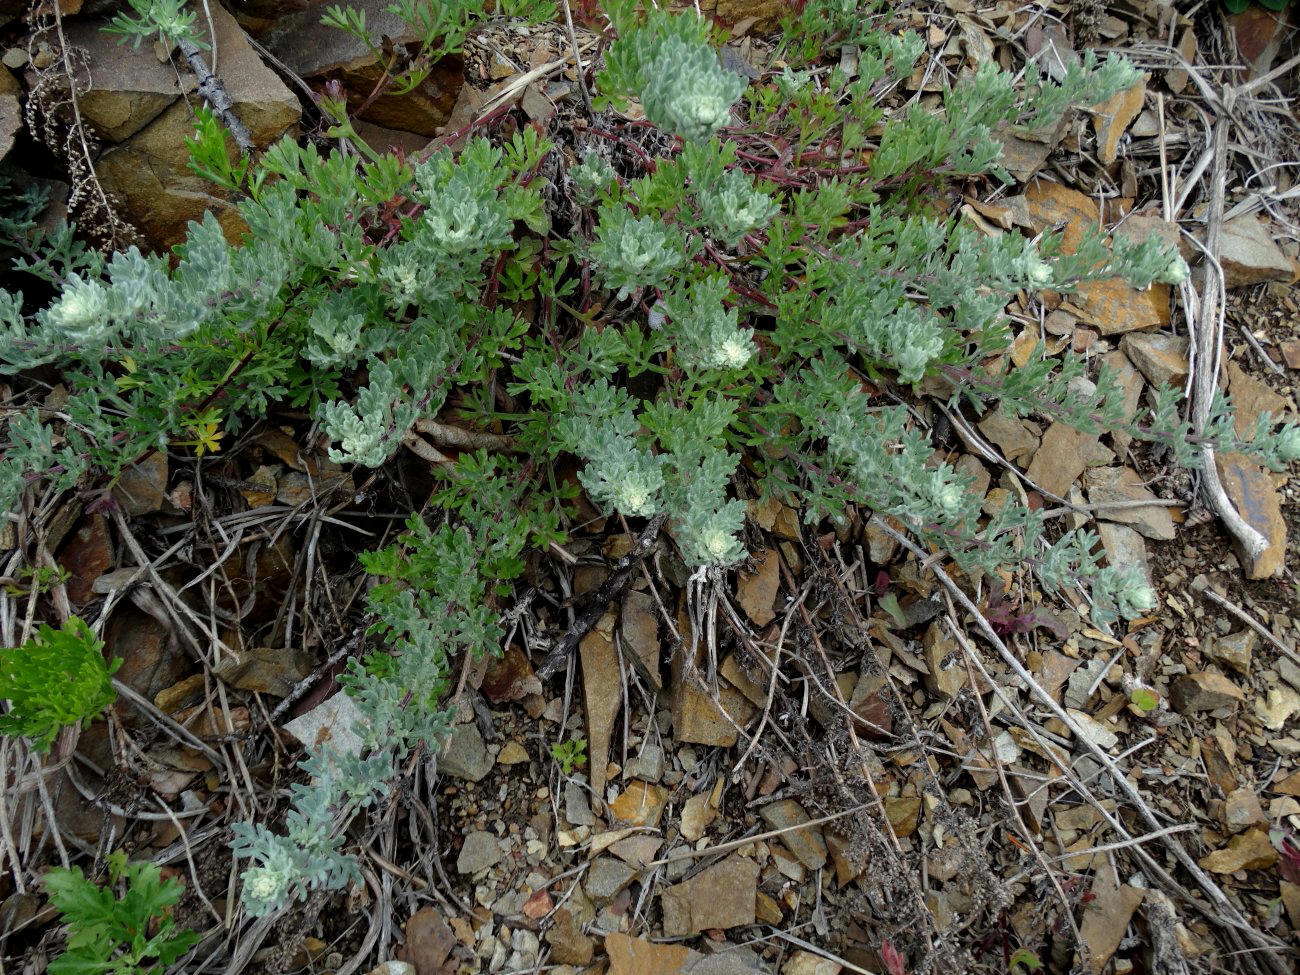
176, 36, 255, 154
536, 512, 668, 680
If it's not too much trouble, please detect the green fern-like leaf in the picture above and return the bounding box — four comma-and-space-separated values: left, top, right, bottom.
0, 617, 120, 753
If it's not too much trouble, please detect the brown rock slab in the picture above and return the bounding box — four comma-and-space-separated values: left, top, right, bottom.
1165, 28, 1197, 94
107, 608, 189, 708
679, 791, 716, 842
782, 950, 842, 975
1088, 74, 1146, 165
1083, 467, 1175, 540
265, 0, 462, 136
95, 4, 299, 250
992, 119, 1062, 183
585, 856, 636, 900
885, 796, 922, 838
1282, 881, 1300, 932
1076, 862, 1144, 975
438, 721, 492, 782
398, 906, 455, 975
824, 830, 861, 887
1100, 350, 1145, 456
1222, 787, 1266, 833
921, 621, 966, 698
481, 644, 542, 703
496, 741, 529, 765
456, 829, 501, 874
608, 780, 668, 828
621, 590, 662, 689
1097, 522, 1153, 591
1200, 827, 1277, 873
61, 19, 192, 142
1226, 360, 1288, 441
659, 855, 758, 937
607, 834, 662, 868
1119, 332, 1189, 389
111, 452, 169, 516
1214, 452, 1287, 579
736, 549, 779, 626
580, 627, 622, 797
1170, 671, 1245, 713
214, 646, 312, 697
977, 410, 1040, 464
1219, 214, 1293, 288
1, 87, 19, 166
605, 933, 690, 975
545, 909, 594, 967
1023, 180, 1166, 334
698, 0, 790, 30
1025, 422, 1095, 498
1205, 630, 1254, 676
759, 799, 827, 869
1280, 340, 1300, 370
57, 514, 112, 607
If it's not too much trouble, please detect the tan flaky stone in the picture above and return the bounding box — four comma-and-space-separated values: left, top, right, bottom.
93, 4, 299, 250
1023, 180, 1168, 334
1215, 452, 1287, 579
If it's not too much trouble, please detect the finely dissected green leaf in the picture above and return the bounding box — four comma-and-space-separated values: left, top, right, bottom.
0, 617, 119, 753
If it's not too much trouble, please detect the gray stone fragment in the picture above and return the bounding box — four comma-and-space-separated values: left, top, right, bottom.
457, 830, 502, 874
623, 744, 666, 783
439, 723, 493, 782
585, 857, 636, 900
564, 777, 595, 826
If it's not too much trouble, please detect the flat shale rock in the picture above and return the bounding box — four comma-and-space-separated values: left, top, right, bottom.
1205, 630, 1254, 676
585, 857, 636, 901
977, 411, 1040, 464
758, 799, 827, 869
63, 18, 193, 142
1100, 350, 1145, 455
609, 780, 669, 828
1170, 671, 1245, 713
1226, 360, 1289, 440
266, 0, 462, 136
545, 909, 595, 966
1025, 422, 1095, 498
92, 3, 299, 250
581, 626, 622, 796
1200, 827, 1277, 873
439, 721, 493, 782
1083, 467, 1175, 540
1119, 332, 1189, 389
659, 855, 758, 937
605, 933, 691, 975
456, 830, 501, 874
621, 590, 663, 689
1023, 180, 1168, 334
1097, 523, 1153, 592
1218, 214, 1293, 287
1214, 451, 1287, 579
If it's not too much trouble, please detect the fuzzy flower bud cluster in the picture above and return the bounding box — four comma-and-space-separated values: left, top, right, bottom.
1016, 251, 1055, 289
639, 37, 747, 142
1155, 254, 1190, 285
696, 169, 780, 247
661, 275, 755, 372
43, 275, 110, 342
589, 209, 687, 299
571, 153, 617, 201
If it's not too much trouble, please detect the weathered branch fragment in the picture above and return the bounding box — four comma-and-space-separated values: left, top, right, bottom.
536, 512, 668, 679
177, 36, 255, 154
